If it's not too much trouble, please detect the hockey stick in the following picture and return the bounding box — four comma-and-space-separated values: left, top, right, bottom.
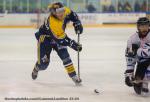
77, 32, 80, 79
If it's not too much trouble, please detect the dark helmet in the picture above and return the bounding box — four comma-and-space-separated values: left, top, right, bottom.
48, 2, 64, 15
137, 17, 150, 26
137, 17, 150, 38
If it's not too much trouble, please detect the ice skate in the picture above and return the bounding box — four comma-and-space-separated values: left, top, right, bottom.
32, 65, 39, 80
141, 82, 149, 96
72, 76, 82, 86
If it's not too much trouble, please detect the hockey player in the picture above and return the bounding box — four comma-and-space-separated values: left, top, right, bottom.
31, 2, 83, 85
125, 17, 150, 95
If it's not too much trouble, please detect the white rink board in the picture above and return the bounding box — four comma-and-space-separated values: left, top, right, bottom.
0, 28, 149, 102
0, 13, 146, 26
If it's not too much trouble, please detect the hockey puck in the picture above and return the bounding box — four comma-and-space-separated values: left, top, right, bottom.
94, 89, 100, 94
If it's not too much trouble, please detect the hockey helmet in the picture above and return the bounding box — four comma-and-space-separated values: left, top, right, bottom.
137, 17, 150, 26
48, 2, 65, 15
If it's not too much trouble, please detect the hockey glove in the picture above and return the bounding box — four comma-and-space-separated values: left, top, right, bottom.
55, 36, 82, 52
124, 69, 134, 87
132, 44, 139, 56
128, 44, 139, 57
70, 40, 82, 52
73, 21, 83, 34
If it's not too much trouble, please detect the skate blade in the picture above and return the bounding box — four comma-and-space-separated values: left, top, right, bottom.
75, 82, 82, 86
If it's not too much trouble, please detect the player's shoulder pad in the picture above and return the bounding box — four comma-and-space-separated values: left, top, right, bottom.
129, 32, 139, 40
64, 6, 71, 15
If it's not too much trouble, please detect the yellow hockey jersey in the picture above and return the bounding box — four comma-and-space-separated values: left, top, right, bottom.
38, 7, 80, 40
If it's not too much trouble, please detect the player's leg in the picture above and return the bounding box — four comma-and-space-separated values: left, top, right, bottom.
146, 66, 150, 81
134, 61, 149, 94
32, 35, 52, 80
142, 77, 149, 95
142, 66, 150, 94
54, 45, 82, 85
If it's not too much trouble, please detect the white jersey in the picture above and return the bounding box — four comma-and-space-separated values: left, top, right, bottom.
127, 32, 150, 49
126, 31, 150, 70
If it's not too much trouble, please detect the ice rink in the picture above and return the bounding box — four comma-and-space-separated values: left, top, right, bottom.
0, 27, 149, 102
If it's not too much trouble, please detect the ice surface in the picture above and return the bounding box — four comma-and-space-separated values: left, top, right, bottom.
0, 27, 149, 102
